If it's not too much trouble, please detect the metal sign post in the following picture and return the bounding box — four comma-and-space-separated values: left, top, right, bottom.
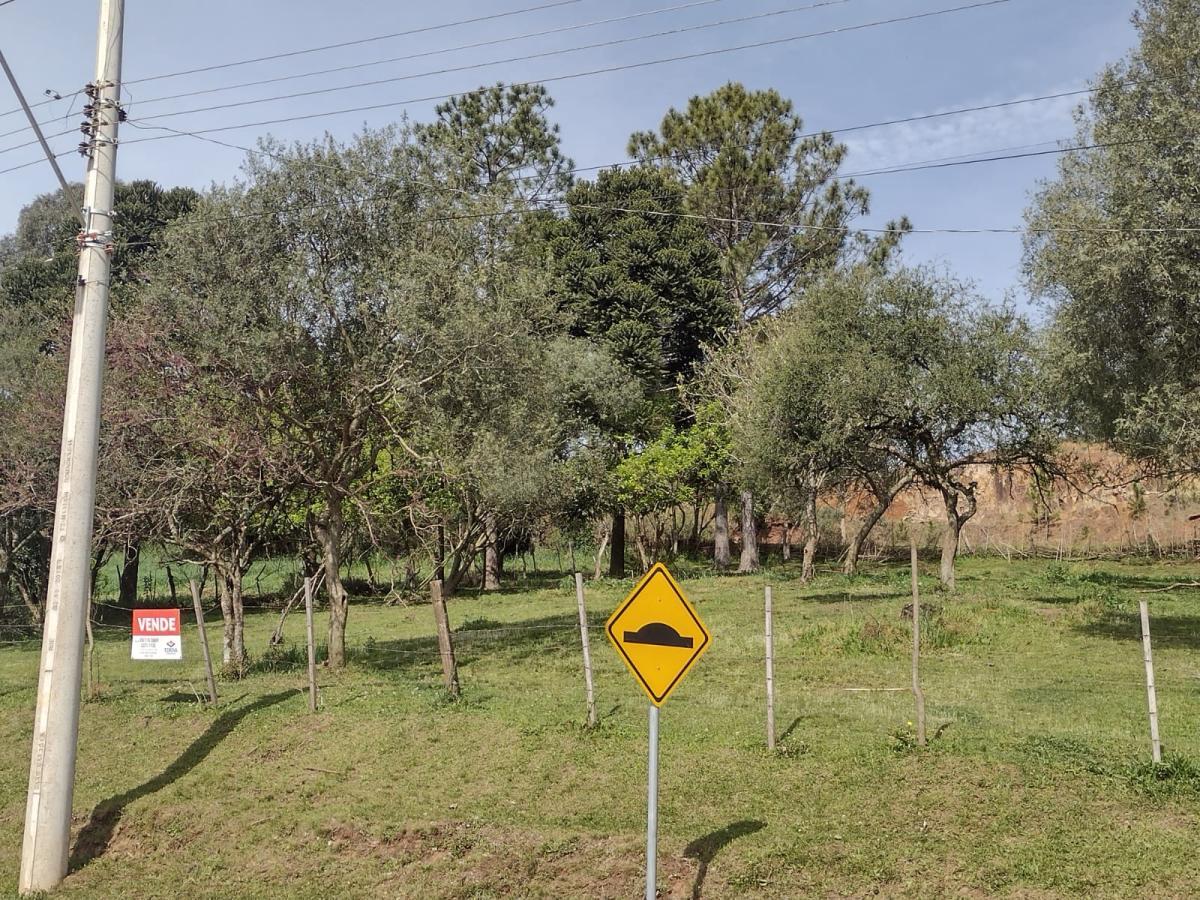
646, 703, 659, 900
605, 563, 710, 900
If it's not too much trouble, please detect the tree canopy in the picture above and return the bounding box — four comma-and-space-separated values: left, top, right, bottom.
1027, 0, 1200, 468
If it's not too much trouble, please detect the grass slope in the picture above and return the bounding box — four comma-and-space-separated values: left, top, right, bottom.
3, 557, 1200, 898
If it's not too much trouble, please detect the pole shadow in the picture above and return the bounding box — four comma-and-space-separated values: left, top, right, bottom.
683, 819, 765, 899
779, 716, 805, 744
68, 689, 298, 872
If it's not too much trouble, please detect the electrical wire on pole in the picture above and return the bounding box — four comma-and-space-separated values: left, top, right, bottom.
0, 47, 79, 219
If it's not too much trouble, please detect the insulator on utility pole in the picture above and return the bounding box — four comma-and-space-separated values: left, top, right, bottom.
19, 0, 124, 894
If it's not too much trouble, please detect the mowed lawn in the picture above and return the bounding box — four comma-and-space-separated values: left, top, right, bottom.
3, 556, 1200, 898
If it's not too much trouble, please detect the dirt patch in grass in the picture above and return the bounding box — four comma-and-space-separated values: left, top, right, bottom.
316, 819, 702, 899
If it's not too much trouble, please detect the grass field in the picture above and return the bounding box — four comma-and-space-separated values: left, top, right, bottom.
3, 555, 1200, 898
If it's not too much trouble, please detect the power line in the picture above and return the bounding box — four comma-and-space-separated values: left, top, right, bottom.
129, 0, 854, 117
0, 0, 595, 125
819, 85, 1099, 139
0, 124, 76, 158
0, 47, 76, 210
132, 113, 1107, 191
0, 80, 1126, 192
0, 0, 979, 143
115, 0, 1020, 136
534, 85, 1114, 181
129, 0, 864, 127
97, 125, 1199, 246
0, 102, 71, 138
842, 139, 1113, 179
130, 0, 743, 111
126, 0, 591, 87
5, 73, 1112, 163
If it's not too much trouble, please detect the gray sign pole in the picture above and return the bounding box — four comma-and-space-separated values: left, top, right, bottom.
646, 703, 659, 900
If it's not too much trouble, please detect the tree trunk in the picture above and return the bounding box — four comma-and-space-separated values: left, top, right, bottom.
781, 523, 791, 561
592, 525, 610, 580
849, 513, 878, 578
845, 474, 912, 576
713, 493, 731, 568
118, 541, 140, 607
801, 488, 818, 582
940, 490, 961, 591
230, 576, 245, 672
215, 564, 246, 674
364, 553, 377, 592
217, 569, 233, 666
689, 499, 702, 554
483, 513, 500, 591
435, 522, 446, 583
608, 507, 626, 578
314, 505, 350, 669
634, 519, 651, 572
845, 502, 888, 577
738, 490, 759, 573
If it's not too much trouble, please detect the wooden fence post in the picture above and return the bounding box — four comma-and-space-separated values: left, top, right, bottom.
910, 533, 926, 748
431, 579, 460, 698
189, 578, 218, 706
765, 584, 776, 751
84, 594, 97, 701
574, 573, 597, 727
305, 576, 318, 713
1139, 600, 1162, 763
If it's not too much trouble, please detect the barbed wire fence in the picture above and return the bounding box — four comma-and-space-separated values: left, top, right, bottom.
1, 574, 1197, 770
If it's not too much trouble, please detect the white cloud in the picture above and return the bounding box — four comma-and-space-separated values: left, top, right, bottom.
841, 88, 1083, 173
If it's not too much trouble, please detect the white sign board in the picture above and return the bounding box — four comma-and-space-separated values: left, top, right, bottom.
131, 608, 182, 660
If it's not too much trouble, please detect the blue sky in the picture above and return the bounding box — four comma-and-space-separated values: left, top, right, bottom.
0, 0, 1139, 305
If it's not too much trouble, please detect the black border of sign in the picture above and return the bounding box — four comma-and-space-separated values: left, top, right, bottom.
606, 562, 711, 705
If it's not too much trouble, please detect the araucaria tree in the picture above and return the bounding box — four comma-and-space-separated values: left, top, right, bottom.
630, 81, 908, 571
535, 165, 732, 576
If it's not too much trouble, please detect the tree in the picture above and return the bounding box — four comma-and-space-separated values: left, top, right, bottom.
534, 166, 733, 576
630, 82, 909, 571
126, 187, 297, 671
723, 311, 856, 581
799, 267, 1055, 589
416, 83, 574, 588
613, 405, 733, 568
1026, 0, 1200, 468
725, 312, 914, 580
0, 304, 57, 624
0, 180, 199, 621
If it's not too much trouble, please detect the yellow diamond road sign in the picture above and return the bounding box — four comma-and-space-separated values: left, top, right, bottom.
606, 563, 711, 706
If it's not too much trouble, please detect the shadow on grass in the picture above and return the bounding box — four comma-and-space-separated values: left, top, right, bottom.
779, 716, 805, 744
462, 572, 573, 596
68, 689, 298, 872
683, 819, 766, 899
1050, 570, 1200, 593
334, 612, 600, 675
804, 591, 903, 605
1076, 612, 1200, 650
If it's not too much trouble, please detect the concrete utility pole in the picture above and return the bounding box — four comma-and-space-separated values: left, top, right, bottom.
19, 1, 124, 893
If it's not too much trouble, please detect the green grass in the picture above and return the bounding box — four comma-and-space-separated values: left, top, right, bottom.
4, 555, 1200, 897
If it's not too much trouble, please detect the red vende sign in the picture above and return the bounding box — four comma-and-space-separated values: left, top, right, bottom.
132, 609, 181, 636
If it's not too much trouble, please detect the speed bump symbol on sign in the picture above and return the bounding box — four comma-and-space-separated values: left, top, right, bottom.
606, 563, 711, 706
